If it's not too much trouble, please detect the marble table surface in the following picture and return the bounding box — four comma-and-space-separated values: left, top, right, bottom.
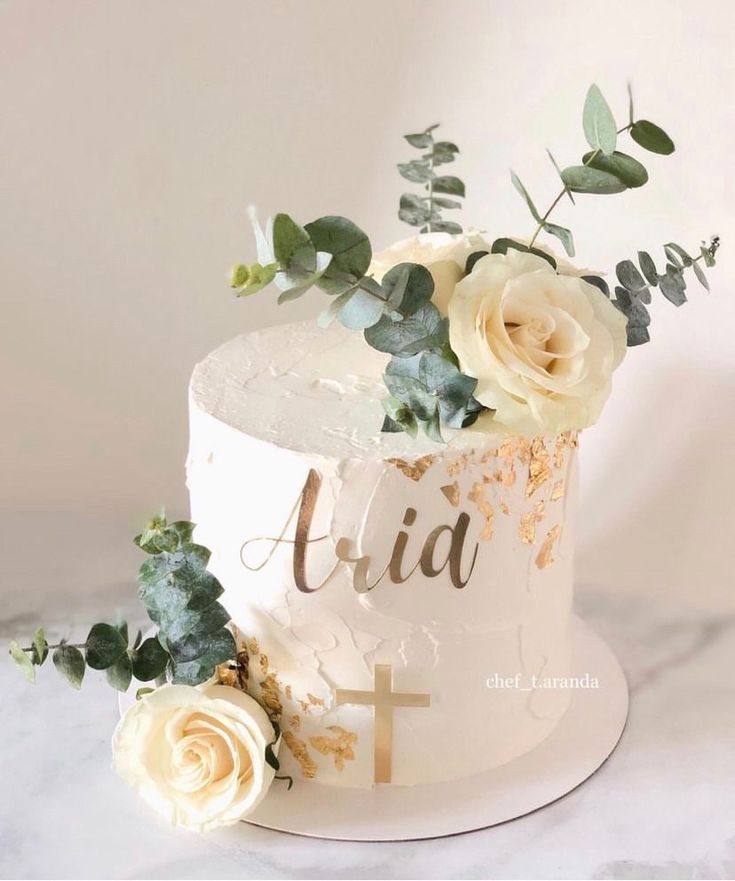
1, 513, 734, 880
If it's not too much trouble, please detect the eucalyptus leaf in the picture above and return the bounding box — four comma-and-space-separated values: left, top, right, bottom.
490, 238, 557, 270
381, 263, 434, 316
561, 166, 627, 194
692, 261, 709, 291
271, 213, 316, 283
432, 176, 465, 197
429, 220, 463, 234
630, 120, 675, 155
404, 132, 432, 149
582, 151, 648, 188
700, 245, 717, 268
659, 269, 687, 306
582, 275, 610, 297
638, 251, 659, 286
85, 622, 128, 670
336, 287, 385, 331
616, 260, 647, 292
431, 196, 462, 210
398, 193, 431, 227
663, 242, 693, 267
132, 637, 170, 682
170, 630, 237, 686
432, 141, 459, 164
398, 161, 432, 183
364, 302, 446, 357
9, 641, 35, 682
510, 171, 541, 222
627, 324, 651, 346
53, 644, 85, 689
106, 653, 133, 692
543, 222, 575, 257
304, 216, 372, 295
32, 628, 48, 665
583, 84, 617, 155
466, 251, 489, 274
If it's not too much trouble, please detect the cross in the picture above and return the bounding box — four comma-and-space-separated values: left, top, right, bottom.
336, 664, 431, 784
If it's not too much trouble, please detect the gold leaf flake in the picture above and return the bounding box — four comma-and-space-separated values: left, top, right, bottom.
307, 692, 325, 708
551, 479, 565, 501
285, 684, 293, 701
290, 714, 301, 732
259, 653, 269, 675
216, 663, 239, 688
526, 437, 552, 497
500, 501, 510, 516
309, 725, 358, 772
468, 482, 494, 540
246, 637, 260, 656
535, 525, 562, 569
440, 482, 460, 507
446, 450, 475, 476
282, 731, 318, 778
386, 454, 438, 481
519, 501, 545, 545
259, 673, 283, 720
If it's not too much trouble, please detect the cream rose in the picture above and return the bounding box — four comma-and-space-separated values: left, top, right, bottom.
370, 231, 490, 315
112, 684, 277, 832
448, 249, 627, 432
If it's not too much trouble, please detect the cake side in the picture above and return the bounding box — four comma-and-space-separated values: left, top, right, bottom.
187, 322, 579, 787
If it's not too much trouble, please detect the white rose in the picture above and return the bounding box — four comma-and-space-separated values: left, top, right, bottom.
370, 231, 490, 315
112, 683, 277, 832
448, 249, 627, 432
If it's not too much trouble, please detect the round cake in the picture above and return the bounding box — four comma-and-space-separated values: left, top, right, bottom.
186, 320, 579, 787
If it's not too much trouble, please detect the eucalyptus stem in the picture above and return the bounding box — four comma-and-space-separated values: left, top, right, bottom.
22, 642, 85, 652
529, 124, 633, 249
426, 132, 436, 233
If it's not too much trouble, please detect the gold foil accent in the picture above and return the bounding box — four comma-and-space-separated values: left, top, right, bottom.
526, 437, 552, 497
259, 654, 269, 675
519, 500, 546, 545
246, 637, 260, 656
259, 673, 283, 720
285, 684, 293, 701
282, 731, 318, 778
307, 692, 325, 708
446, 450, 475, 477
386, 454, 438, 481
440, 482, 460, 507
309, 725, 358, 772
551, 479, 565, 501
216, 663, 239, 688
336, 663, 430, 784
468, 482, 494, 540
500, 501, 510, 516
535, 525, 562, 569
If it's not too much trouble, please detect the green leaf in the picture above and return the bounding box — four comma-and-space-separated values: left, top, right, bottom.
85, 623, 128, 670
627, 324, 650, 346
700, 245, 716, 268
135, 518, 195, 555
106, 652, 133, 692
692, 261, 709, 291
132, 637, 170, 682
304, 216, 372, 295
170, 630, 236, 686
423, 410, 444, 443
616, 260, 648, 292
381, 397, 418, 438
561, 166, 627, 194
364, 303, 446, 357
638, 251, 659, 286
271, 213, 323, 296
398, 160, 432, 183
510, 171, 541, 222
543, 222, 575, 257
383, 373, 437, 422
318, 288, 355, 329
335, 287, 385, 331
404, 132, 433, 149
53, 644, 85, 689
428, 220, 463, 234
627, 82, 635, 126
432, 176, 465, 197
659, 268, 687, 306
664, 242, 693, 267
32, 628, 48, 665
615, 288, 650, 327
381, 263, 434, 316
583, 84, 617, 155
9, 640, 35, 682
432, 141, 459, 165
398, 193, 431, 227
490, 238, 557, 270
582, 275, 610, 297
136, 687, 155, 700
630, 120, 675, 155
582, 151, 648, 188
231, 262, 279, 298
431, 196, 462, 210
466, 251, 489, 274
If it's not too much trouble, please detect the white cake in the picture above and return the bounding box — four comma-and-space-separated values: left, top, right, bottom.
186, 320, 579, 788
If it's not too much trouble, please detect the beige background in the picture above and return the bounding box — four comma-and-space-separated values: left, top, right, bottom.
1, 0, 733, 613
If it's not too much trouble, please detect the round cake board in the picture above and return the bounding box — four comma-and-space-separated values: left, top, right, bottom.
119, 616, 628, 841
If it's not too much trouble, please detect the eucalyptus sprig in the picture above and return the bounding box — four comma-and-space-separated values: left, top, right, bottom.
398, 124, 465, 234
8, 514, 235, 692
607, 236, 720, 345
511, 83, 676, 259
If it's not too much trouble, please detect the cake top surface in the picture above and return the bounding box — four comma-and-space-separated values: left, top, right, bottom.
190, 320, 511, 460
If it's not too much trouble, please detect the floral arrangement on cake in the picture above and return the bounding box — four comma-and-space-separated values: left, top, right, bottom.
232, 83, 720, 441
7, 84, 721, 832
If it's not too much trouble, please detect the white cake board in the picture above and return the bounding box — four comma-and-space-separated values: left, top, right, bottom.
120, 616, 628, 841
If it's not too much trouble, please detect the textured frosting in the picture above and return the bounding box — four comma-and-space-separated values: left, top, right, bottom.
187, 321, 579, 787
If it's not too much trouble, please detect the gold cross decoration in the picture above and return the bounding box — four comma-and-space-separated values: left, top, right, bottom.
336, 664, 431, 784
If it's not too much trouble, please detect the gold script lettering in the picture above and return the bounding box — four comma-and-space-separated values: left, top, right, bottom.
420, 513, 478, 589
